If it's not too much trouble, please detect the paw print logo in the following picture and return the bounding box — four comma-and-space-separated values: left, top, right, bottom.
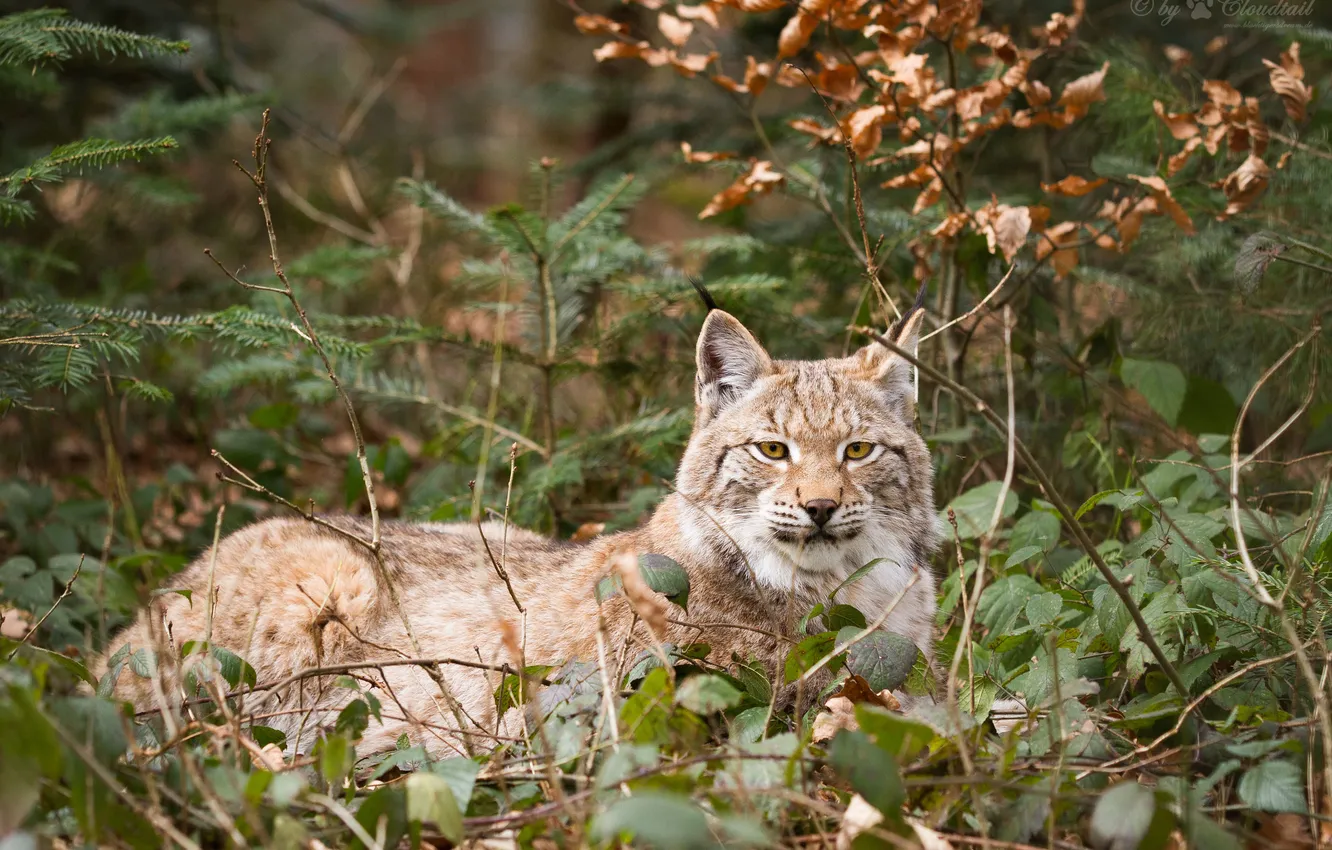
1187, 0, 1213, 18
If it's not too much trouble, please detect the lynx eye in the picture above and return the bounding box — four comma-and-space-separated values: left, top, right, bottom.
844, 441, 874, 461
755, 441, 790, 460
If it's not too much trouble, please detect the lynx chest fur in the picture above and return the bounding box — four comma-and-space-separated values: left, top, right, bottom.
99, 306, 939, 756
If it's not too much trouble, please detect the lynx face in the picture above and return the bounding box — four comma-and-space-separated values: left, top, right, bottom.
676, 308, 937, 595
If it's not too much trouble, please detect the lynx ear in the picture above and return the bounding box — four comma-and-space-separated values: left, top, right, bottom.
695, 310, 771, 422
857, 300, 926, 409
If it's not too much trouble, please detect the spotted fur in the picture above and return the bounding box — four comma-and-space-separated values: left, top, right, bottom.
96, 309, 938, 756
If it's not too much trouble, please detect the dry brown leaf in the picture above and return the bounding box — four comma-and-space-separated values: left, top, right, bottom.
1039, 0, 1084, 47
812, 695, 858, 742
789, 117, 841, 143
1127, 173, 1196, 234
1254, 813, 1315, 850
698, 159, 785, 218
1057, 61, 1110, 118
836, 795, 885, 850
611, 550, 671, 636
1, 608, 31, 639
676, 2, 722, 28
931, 211, 969, 240
1248, 115, 1270, 158
670, 51, 716, 76
745, 56, 772, 97
1263, 54, 1311, 123
1035, 220, 1081, 279
256, 743, 286, 771
1153, 100, 1198, 140
1203, 79, 1242, 108
956, 78, 1009, 122
776, 0, 831, 60
681, 142, 736, 163
909, 820, 956, 850
1167, 136, 1203, 177
913, 176, 943, 214
1277, 150, 1293, 169
721, 0, 784, 10
1281, 42, 1304, 79
1042, 174, 1107, 197
846, 105, 887, 157
593, 40, 649, 62
990, 204, 1032, 262
1164, 44, 1192, 71
1216, 154, 1271, 219
1021, 79, 1051, 108
710, 73, 746, 93
574, 14, 628, 36
980, 31, 1018, 64
882, 163, 934, 190
1205, 35, 1229, 55
570, 522, 606, 541
777, 11, 818, 59
658, 12, 693, 46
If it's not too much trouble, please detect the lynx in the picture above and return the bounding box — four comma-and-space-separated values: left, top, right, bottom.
97, 304, 939, 756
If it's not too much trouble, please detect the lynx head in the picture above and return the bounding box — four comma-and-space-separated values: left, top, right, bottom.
675, 307, 937, 595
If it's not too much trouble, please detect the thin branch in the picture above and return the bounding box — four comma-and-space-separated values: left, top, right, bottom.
855, 324, 1191, 697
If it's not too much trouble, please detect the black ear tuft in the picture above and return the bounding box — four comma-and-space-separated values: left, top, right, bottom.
688, 275, 719, 313
889, 281, 929, 340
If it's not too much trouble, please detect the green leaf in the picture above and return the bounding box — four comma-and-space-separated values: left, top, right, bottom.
0, 683, 62, 833
249, 726, 287, 749
978, 574, 1043, 638
840, 629, 920, 693
317, 734, 353, 788
829, 730, 904, 816
1025, 592, 1063, 628
729, 706, 770, 744
353, 786, 406, 850
429, 758, 480, 810
1010, 509, 1061, 553
270, 814, 310, 850
1238, 760, 1306, 813
594, 553, 690, 612
675, 674, 743, 715
180, 641, 257, 690
406, 773, 464, 844
1004, 545, 1044, 568
4, 642, 96, 686
593, 793, 714, 849
784, 632, 836, 683
831, 558, 888, 600
825, 603, 867, 631
1089, 781, 1174, 850
149, 587, 192, 605
129, 647, 156, 679
944, 481, 1019, 539
855, 704, 934, 759
1121, 358, 1187, 427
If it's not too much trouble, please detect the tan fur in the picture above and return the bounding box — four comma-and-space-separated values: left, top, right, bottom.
97, 309, 939, 756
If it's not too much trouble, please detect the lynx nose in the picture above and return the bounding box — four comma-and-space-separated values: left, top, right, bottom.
804, 498, 839, 528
